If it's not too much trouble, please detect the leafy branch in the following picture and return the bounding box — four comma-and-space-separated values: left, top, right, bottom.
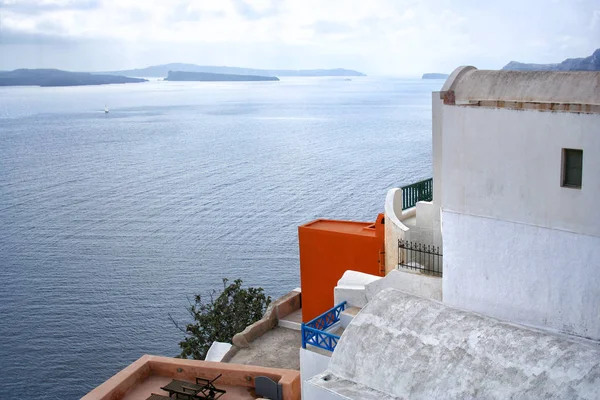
171, 278, 271, 360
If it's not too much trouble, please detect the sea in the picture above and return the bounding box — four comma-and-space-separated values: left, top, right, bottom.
0, 77, 442, 399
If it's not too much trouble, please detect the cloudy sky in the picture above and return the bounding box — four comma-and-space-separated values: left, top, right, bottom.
0, 0, 598, 76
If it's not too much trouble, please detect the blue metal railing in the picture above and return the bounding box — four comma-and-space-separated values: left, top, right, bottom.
401, 178, 433, 210
301, 301, 346, 352
302, 326, 342, 352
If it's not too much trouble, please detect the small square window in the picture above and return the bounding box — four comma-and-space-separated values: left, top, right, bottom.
562, 149, 583, 189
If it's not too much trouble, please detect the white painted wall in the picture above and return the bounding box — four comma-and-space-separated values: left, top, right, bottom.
303, 378, 348, 400
333, 270, 381, 308
432, 92, 443, 207
334, 267, 443, 310
415, 201, 442, 250
443, 211, 600, 340
440, 104, 600, 340
205, 341, 232, 362
384, 188, 410, 274
366, 269, 442, 302
441, 106, 600, 237
304, 372, 393, 400
300, 348, 332, 398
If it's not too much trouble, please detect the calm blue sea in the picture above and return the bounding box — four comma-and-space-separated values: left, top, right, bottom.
0, 77, 441, 399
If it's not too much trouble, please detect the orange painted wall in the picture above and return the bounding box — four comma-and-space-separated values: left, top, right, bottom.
298, 214, 385, 322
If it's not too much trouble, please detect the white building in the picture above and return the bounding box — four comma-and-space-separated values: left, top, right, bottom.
384, 66, 600, 341
299, 67, 600, 399
437, 67, 600, 341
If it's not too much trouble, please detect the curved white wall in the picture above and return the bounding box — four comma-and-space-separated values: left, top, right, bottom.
384, 188, 410, 274
383, 189, 443, 300
323, 288, 600, 399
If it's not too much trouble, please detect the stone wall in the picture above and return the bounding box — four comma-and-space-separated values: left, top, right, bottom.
230, 290, 301, 348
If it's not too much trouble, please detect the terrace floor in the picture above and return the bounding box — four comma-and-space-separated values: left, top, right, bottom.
227, 327, 301, 370
122, 374, 257, 400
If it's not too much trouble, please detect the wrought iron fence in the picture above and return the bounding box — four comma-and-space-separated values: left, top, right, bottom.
397, 239, 443, 276
401, 178, 433, 210
301, 301, 346, 352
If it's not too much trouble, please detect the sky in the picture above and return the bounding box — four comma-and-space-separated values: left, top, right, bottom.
0, 0, 599, 76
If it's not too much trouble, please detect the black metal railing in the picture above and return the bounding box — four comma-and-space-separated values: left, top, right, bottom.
398, 239, 443, 276
401, 178, 433, 210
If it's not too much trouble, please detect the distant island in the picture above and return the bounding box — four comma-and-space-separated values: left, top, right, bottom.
0, 69, 147, 87
102, 63, 366, 78
422, 73, 449, 79
502, 48, 600, 71
165, 71, 279, 82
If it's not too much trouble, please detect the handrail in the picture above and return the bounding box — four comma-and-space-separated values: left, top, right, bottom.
301, 325, 341, 352
306, 301, 346, 330
302, 301, 347, 352
401, 178, 433, 210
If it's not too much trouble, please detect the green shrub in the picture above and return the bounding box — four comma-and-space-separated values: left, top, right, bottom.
172, 278, 271, 360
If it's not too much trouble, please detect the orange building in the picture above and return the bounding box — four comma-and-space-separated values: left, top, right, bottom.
298, 214, 385, 322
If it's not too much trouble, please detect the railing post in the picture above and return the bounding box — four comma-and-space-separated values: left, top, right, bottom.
301, 323, 306, 349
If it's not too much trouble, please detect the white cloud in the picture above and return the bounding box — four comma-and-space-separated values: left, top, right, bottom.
0, 0, 598, 75
591, 10, 600, 30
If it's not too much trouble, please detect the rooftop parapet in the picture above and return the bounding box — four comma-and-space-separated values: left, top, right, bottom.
83, 355, 301, 400
441, 66, 600, 113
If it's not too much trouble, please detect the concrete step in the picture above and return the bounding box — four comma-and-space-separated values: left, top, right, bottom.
278, 319, 301, 330
340, 306, 361, 328
328, 325, 345, 337
278, 308, 302, 331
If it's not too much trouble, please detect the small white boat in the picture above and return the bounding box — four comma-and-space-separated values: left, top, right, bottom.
104, 105, 109, 114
